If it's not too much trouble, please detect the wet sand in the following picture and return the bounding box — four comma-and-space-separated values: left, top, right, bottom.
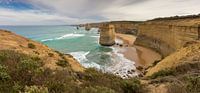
115, 33, 162, 68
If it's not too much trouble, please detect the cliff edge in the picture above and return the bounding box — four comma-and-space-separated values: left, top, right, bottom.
0, 29, 84, 72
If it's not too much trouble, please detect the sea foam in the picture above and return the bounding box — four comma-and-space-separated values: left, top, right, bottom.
70, 51, 101, 69
106, 47, 138, 79
41, 33, 85, 42
56, 33, 85, 40
70, 51, 89, 62
90, 36, 100, 38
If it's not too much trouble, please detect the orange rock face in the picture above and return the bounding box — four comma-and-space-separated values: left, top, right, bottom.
99, 24, 116, 46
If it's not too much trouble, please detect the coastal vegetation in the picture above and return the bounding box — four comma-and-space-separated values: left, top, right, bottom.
0, 50, 142, 93
149, 69, 174, 79
150, 14, 200, 21
28, 43, 36, 49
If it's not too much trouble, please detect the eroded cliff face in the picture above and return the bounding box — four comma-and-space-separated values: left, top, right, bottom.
134, 17, 200, 93
109, 21, 140, 35
135, 23, 199, 57
81, 21, 141, 35
99, 24, 116, 46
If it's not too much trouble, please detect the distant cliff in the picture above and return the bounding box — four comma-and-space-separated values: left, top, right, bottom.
81, 21, 142, 35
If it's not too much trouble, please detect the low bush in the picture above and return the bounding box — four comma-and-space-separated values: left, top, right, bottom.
48, 53, 54, 57
24, 86, 48, 93
184, 75, 200, 93
54, 50, 64, 57
0, 65, 11, 81
81, 86, 116, 93
152, 60, 161, 67
0, 50, 44, 92
56, 60, 69, 67
0, 50, 143, 93
150, 69, 174, 79
120, 78, 141, 93
28, 43, 36, 49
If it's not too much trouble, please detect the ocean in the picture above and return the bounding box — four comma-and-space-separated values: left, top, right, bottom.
0, 25, 137, 78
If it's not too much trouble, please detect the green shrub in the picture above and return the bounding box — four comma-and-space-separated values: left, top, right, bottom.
48, 53, 54, 57
46, 81, 66, 93
0, 50, 22, 63
33, 51, 40, 55
44, 69, 76, 93
0, 65, 11, 81
150, 69, 174, 79
12, 83, 23, 93
152, 60, 161, 67
0, 50, 143, 93
184, 76, 200, 93
76, 68, 120, 92
54, 51, 64, 57
28, 43, 36, 49
18, 59, 42, 71
120, 78, 141, 93
81, 86, 116, 93
24, 85, 48, 93
56, 60, 69, 67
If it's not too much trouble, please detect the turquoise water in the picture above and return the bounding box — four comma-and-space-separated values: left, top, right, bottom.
0, 25, 138, 78
0, 25, 112, 67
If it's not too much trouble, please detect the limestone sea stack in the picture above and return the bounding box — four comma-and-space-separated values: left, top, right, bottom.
85, 24, 91, 31
99, 24, 116, 46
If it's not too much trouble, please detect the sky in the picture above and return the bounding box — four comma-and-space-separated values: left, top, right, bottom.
0, 0, 200, 25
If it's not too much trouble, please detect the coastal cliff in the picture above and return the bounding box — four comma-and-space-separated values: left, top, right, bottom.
133, 16, 200, 93
133, 16, 200, 75
134, 15, 200, 57
135, 23, 199, 57
109, 21, 140, 35
81, 21, 141, 35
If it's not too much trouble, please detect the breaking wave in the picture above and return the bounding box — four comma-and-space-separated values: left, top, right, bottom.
106, 47, 138, 79
41, 33, 85, 42
70, 51, 101, 69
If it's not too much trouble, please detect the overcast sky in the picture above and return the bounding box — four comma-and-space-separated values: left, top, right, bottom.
0, 0, 200, 25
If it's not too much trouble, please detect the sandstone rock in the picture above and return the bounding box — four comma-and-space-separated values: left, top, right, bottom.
135, 23, 199, 57
99, 24, 116, 46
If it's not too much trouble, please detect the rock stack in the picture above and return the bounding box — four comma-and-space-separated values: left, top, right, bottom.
99, 24, 116, 46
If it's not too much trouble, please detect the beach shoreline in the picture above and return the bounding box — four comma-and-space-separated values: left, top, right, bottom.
115, 33, 162, 69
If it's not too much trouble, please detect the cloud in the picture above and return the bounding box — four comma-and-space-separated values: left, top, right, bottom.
100, 0, 200, 21
26, 0, 148, 19
0, 8, 86, 25
26, 0, 200, 21
0, 0, 200, 25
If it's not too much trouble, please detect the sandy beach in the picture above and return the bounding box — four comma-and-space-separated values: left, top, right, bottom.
115, 33, 161, 68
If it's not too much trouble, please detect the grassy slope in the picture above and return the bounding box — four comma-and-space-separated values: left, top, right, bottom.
146, 41, 200, 76
0, 29, 84, 72
142, 41, 200, 93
